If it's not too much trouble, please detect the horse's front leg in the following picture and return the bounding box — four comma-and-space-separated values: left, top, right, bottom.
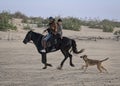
41, 53, 52, 69
41, 53, 47, 69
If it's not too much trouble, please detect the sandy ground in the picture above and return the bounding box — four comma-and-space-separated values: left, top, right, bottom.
0, 27, 120, 86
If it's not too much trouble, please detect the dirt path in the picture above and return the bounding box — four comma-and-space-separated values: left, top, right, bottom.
0, 39, 120, 86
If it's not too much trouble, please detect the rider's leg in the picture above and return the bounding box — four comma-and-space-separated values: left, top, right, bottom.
41, 34, 51, 52
41, 40, 46, 52
43, 40, 46, 49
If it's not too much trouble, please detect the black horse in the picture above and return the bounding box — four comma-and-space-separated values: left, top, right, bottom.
23, 30, 84, 69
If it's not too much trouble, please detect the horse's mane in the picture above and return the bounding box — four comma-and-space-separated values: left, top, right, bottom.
32, 31, 43, 36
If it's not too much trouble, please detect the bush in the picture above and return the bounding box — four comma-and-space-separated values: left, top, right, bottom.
101, 20, 114, 32
37, 23, 43, 27
0, 23, 17, 31
0, 11, 17, 31
22, 18, 28, 23
85, 19, 114, 32
9, 24, 17, 30
62, 17, 81, 31
12, 11, 27, 19
114, 30, 120, 35
102, 24, 113, 32
23, 25, 31, 30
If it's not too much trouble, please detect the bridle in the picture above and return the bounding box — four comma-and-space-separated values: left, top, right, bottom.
27, 31, 33, 44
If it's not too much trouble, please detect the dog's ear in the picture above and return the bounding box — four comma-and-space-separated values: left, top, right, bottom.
84, 55, 87, 57
80, 56, 83, 58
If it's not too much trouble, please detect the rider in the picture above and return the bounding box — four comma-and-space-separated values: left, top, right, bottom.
41, 17, 58, 52
57, 18, 63, 39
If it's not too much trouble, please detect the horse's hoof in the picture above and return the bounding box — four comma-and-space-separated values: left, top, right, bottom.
42, 66, 47, 69
47, 64, 53, 67
70, 64, 75, 67
57, 66, 62, 70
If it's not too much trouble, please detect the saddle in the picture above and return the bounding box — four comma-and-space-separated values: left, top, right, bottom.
49, 39, 56, 48
42, 34, 61, 52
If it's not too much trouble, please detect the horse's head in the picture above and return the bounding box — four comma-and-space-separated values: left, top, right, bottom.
23, 30, 33, 44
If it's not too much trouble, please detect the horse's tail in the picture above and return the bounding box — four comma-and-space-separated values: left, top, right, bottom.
71, 39, 84, 54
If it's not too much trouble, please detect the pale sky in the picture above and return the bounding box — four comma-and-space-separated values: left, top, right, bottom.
0, 0, 120, 20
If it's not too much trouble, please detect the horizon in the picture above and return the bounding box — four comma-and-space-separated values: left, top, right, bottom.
0, 0, 120, 21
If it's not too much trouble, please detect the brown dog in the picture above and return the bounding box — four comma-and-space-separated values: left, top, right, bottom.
80, 55, 109, 73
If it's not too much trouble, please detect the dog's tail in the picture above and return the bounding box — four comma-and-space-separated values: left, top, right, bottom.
71, 39, 84, 54
100, 58, 109, 62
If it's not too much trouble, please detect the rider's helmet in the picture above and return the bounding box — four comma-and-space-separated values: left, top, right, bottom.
49, 17, 55, 23
49, 17, 54, 20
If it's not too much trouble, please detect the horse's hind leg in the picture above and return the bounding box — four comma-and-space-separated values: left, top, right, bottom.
58, 51, 68, 70
58, 56, 68, 70
68, 52, 75, 67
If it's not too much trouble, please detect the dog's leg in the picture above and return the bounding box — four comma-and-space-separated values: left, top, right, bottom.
84, 65, 88, 72
101, 66, 108, 73
97, 64, 102, 73
84, 67, 88, 72
81, 65, 86, 70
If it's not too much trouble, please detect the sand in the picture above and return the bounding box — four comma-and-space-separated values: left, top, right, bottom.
0, 26, 120, 86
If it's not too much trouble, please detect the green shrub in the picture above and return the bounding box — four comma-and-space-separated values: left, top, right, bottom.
114, 30, 120, 35
101, 20, 114, 32
102, 24, 113, 32
12, 11, 27, 19
37, 23, 43, 27
62, 17, 81, 31
23, 25, 31, 30
0, 11, 17, 31
10, 24, 17, 30
22, 18, 28, 23
0, 23, 17, 31
85, 19, 114, 32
